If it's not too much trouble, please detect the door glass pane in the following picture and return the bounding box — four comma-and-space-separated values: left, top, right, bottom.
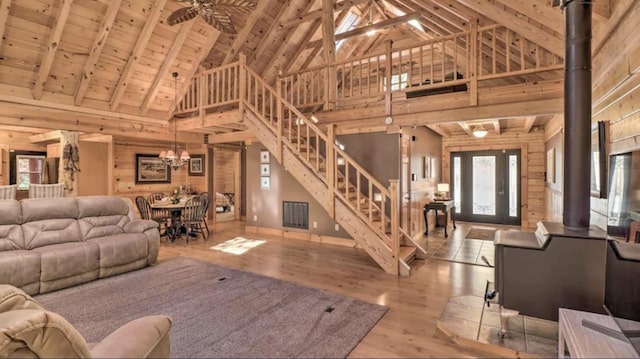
472, 156, 495, 215
453, 156, 461, 213
509, 155, 518, 217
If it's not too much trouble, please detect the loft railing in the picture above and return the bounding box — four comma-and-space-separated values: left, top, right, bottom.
278, 24, 563, 109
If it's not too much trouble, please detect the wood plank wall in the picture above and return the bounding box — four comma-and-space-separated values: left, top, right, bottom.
544, 115, 563, 223
214, 148, 236, 193
113, 140, 208, 205
442, 129, 546, 229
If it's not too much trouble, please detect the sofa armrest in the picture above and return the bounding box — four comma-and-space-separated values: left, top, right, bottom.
90, 315, 172, 359
124, 219, 158, 233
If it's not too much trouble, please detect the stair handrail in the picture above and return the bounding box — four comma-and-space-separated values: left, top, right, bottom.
242, 63, 398, 253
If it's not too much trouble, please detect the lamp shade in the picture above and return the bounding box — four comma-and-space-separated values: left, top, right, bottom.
437, 183, 450, 192
180, 151, 190, 160
159, 150, 167, 158
473, 126, 488, 138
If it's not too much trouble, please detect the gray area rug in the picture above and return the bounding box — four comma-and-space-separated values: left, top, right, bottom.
36, 257, 387, 358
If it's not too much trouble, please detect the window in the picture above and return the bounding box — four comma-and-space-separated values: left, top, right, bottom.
16, 155, 45, 190
335, 11, 360, 50
383, 72, 408, 91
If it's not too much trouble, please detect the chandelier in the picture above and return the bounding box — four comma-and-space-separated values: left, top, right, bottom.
159, 72, 190, 170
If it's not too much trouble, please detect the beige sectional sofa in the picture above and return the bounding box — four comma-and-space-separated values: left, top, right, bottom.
0, 196, 160, 295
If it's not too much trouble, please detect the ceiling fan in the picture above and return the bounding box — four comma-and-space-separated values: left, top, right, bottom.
167, 0, 256, 34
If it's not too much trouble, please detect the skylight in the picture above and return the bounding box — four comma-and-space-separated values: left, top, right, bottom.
335, 11, 361, 50
381, 0, 425, 33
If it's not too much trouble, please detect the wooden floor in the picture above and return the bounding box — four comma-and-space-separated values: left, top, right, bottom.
158, 221, 502, 358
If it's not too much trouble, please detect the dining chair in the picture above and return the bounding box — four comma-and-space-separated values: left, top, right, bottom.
135, 196, 168, 237
199, 192, 212, 236
0, 184, 17, 200
28, 183, 65, 198
182, 195, 207, 242
148, 192, 171, 225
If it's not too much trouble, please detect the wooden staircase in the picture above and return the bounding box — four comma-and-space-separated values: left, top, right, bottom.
239, 64, 421, 275
175, 57, 424, 275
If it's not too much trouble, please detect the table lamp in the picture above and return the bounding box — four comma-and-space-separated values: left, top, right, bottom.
436, 183, 450, 200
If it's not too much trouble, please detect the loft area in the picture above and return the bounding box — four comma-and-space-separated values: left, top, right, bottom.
406, 71, 467, 99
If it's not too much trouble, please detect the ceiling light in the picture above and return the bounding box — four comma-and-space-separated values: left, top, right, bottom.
472, 125, 488, 138
366, 1, 375, 36
160, 72, 190, 170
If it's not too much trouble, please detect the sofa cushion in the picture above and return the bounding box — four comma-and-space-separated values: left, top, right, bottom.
22, 219, 83, 249
0, 285, 42, 313
0, 310, 91, 358
20, 198, 79, 222
0, 200, 24, 251
77, 196, 130, 218
34, 242, 99, 282
0, 251, 40, 296
89, 233, 149, 270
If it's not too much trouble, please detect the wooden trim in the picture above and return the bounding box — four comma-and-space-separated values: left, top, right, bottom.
244, 226, 356, 247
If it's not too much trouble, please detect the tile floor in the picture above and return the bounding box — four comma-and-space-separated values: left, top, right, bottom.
439, 294, 559, 357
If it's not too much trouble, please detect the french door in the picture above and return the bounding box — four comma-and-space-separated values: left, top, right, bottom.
450, 150, 521, 225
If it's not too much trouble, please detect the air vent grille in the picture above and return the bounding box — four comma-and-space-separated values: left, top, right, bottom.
283, 201, 308, 229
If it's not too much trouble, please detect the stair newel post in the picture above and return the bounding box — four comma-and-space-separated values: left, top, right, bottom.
389, 179, 400, 274
239, 53, 247, 111
276, 78, 283, 164
326, 124, 336, 219
469, 18, 478, 106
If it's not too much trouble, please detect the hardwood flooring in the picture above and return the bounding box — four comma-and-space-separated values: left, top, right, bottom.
158, 221, 506, 358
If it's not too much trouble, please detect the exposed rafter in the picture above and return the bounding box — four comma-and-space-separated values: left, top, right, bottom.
141, 21, 195, 114
457, 0, 564, 57
492, 119, 501, 135
282, 18, 322, 73
592, 0, 611, 21
249, 2, 291, 63
458, 122, 474, 136
495, 0, 562, 35
75, 0, 123, 106
281, 0, 370, 28
0, 0, 12, 51
427, 124, 450, 137
222, 0, 271, 64
33, 0, 74, 100
109, 0, 168, 111
307, 12, 420, 48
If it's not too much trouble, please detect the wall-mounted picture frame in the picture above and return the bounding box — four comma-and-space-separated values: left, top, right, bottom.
260, 150, 270, 163
546, 148, 555, 184
260, 176, 270, 189
135, 154, 171, 184
188, 154, 205, 176
260, 163, 270, 176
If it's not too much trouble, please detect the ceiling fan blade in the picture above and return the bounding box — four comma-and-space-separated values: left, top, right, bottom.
201, 12, 237, 34
167, 7, 198, 26
211, 0, 257, 15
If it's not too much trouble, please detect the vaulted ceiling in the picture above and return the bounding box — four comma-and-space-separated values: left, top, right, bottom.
0, 0, 614, 140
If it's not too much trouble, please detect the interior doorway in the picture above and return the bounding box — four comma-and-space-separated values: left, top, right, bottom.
450, 150, 521, 225
213, 145, 241, 223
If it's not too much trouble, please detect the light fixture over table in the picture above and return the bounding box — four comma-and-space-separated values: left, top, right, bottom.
159, 72, 190, 171
472, 125, 488, 138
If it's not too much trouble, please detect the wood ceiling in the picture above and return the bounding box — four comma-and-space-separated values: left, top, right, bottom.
0, 0, 614, 141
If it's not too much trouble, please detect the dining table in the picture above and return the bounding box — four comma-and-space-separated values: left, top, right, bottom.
150, 197, 189, 242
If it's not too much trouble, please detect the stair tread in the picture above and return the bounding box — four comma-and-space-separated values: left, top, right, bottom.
400, 246, 417, 262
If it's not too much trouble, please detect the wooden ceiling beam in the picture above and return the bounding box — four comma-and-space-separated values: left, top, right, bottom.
74, 0, 123, 106
281, 0, 370, 28
222, 0, 271, 64
0, 0, 12, 51
283, 18, 322, 73
457, 0, 564, 57
208, 130, 255, 144
458, 122, 474, 136
30, 131, 62, 144
176, 110, 242, 130
261, 0, 317, 78
524, 116, 537, 133
109, 0, 168, 111
307, 12, 420, 48
592, 0, 611, 21
322, 0, 337, 65
141, 21, 194, 115
32, 0, 73, 100
250, 2, 291, 64
494, 0, 562, 35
